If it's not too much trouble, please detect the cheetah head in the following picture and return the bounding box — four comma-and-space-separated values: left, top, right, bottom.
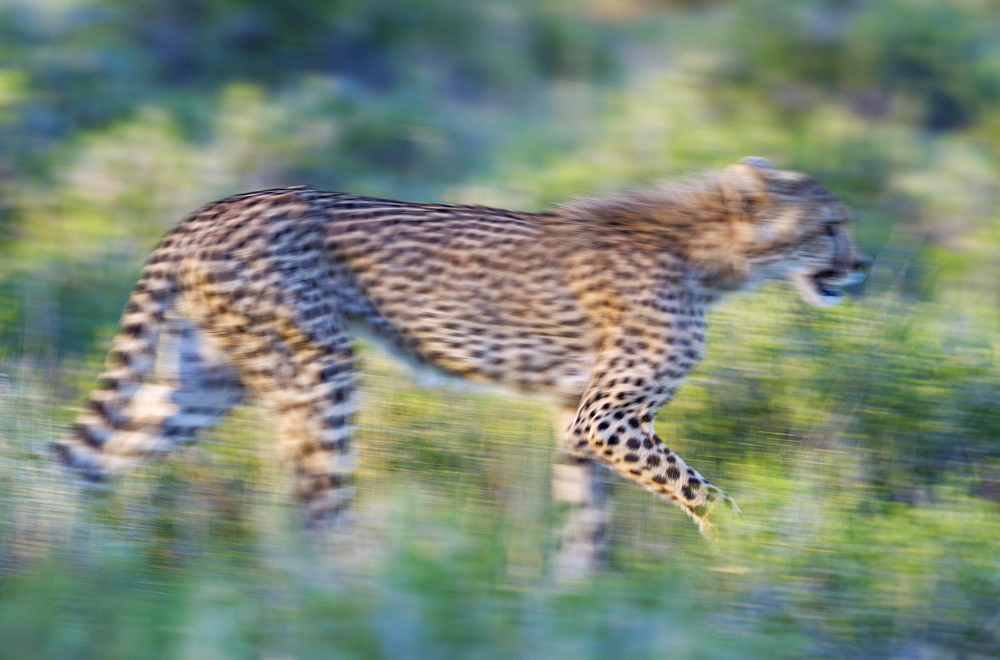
727, 157, 870, 307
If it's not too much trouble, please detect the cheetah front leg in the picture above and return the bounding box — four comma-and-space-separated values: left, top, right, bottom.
563, 362, 739, 537
552, 455, 610, 579
551, 408, 611, 580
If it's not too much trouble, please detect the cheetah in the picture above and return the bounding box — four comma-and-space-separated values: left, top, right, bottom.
54, 157, 867, 550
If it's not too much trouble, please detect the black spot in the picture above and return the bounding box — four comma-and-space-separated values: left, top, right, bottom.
86, 397, 108, 416
625, 437, 641, 449
122, 323, 144, 338
623, 453, 640, 463
681, 486, 695, 500
72, 424, 104, 448
652, 474, 666, 484
326, 415, 348, 429
666, 466, 681, 480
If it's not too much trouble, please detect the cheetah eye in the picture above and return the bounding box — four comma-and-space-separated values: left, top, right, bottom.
824, 224, 838, 238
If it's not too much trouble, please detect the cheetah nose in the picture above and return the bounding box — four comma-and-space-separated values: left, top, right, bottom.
854, 257, 872, 272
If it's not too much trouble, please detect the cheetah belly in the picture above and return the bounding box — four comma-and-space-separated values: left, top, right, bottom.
340, 271, 598, 402
345, 310, 597, 404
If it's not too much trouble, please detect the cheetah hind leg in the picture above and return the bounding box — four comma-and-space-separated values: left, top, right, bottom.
257, 336, 358, 531
201, 314, 358, 531
179, 243, 360, 532
193, 303, 359, 531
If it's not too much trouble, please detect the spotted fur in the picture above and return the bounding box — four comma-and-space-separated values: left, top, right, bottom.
54, 157, 867, 538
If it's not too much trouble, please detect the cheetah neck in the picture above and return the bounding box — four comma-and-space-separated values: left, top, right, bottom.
551, 175, 754, 294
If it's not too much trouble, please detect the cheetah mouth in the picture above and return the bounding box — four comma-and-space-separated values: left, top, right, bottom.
791, 270, 848, 307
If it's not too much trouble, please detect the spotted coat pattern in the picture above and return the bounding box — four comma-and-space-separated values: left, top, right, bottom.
54, 158, 867, 536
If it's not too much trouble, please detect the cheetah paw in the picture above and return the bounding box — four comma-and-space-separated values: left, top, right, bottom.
690, 488, 741, 539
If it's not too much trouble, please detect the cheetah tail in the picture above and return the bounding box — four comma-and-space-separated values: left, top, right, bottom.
52, 259, 178, 481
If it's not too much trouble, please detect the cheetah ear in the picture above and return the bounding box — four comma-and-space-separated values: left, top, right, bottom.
721, 159, 772, 221
739, 156, 776, 171
737, 156, 811, 186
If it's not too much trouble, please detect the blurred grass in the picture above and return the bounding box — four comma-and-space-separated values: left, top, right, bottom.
0, 0, 998, 657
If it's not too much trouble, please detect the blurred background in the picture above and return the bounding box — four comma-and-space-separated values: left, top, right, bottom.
0, 0, 997, 657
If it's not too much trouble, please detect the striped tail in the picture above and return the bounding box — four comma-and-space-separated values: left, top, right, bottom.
53, 255, 178, 481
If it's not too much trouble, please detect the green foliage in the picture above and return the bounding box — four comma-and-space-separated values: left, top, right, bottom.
723, 0, 1000, 132
0, 0, 998, 657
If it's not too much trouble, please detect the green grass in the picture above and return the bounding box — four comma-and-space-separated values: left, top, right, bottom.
1, 325, 997, 658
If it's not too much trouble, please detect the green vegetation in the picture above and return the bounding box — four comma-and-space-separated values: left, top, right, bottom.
0, 0, 997, 657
